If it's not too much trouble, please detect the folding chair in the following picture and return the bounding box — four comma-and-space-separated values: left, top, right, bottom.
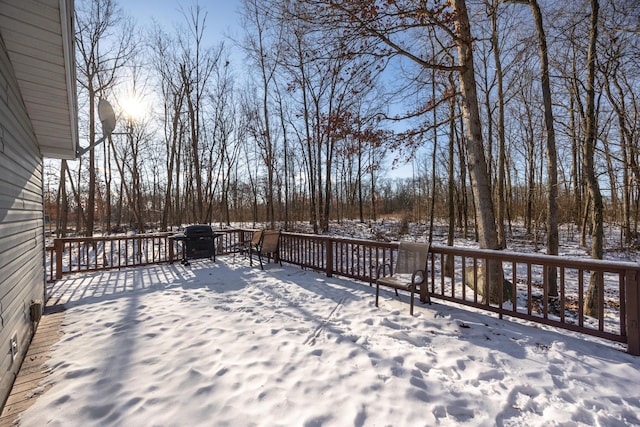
250, 229, 281, 270
376, 242, 431, 315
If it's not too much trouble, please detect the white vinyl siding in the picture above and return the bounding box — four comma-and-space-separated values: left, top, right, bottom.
0, 35, 45, 406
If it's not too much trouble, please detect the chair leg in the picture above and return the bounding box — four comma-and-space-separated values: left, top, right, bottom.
375, 283, 380, 307
258, 252, 264, 270
410, 290, 414, 316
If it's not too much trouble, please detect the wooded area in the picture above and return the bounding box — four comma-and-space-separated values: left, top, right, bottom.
46, 0, 639, 265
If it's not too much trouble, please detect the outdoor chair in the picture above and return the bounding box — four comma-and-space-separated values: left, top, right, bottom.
250, 229, 281, 270
376, 242, 431, 316
232, 229, 263, 261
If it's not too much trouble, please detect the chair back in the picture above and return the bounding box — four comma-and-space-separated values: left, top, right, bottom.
260, 230, 281, 254
250, 230, 263, 246
394, 242, 430, 275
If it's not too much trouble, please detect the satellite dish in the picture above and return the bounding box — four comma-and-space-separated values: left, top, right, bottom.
76, 99, 118, 157
98, 98, 116, 136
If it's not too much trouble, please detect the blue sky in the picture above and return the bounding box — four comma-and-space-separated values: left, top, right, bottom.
123, 0, 240, 44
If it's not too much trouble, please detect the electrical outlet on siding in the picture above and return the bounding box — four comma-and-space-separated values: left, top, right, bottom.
10, 333, 18, 361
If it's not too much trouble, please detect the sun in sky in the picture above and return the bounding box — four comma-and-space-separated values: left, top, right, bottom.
118, 95, 147, 122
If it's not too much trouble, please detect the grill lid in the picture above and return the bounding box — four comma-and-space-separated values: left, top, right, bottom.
184, 225, 214, 237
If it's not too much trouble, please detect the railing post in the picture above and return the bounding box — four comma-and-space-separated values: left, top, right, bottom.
47, 246, 54, 283
326, 237, 333, 278
625, 269, 640, 356
54, 238, 63, 280
168, 236, 175, 263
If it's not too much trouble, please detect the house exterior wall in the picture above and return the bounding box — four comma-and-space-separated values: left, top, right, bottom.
0, 36, 46, 406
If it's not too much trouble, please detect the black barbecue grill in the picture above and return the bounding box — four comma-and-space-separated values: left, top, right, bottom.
172, 225, 222, 265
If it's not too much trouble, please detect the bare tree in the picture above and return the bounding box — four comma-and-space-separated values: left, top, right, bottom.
302, 0, 497, 240
452, 0, 503, 301
445, 73, 458, 277
208, 54, 238, 226
75, 0, 135, 236
530, 0, 559, 297
583, 0, 603, 317
275, 8, 319, 232
241, 0, 284, 229
506, 0, 560, 296
600, 1, 640, 245
488, 0, 508, 249
150, 23, 188, 230
178, 5, 222, 224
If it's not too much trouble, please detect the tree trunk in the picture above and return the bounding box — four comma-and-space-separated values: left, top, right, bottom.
59, 160, 69, 237
322, 135, 336, 233
583, 0, 602, 318
428, 68, 438, 245
87, 85, 97, 237
278, 94, 291, 229
182, 64, 205, 224
295, 34, 318, 233
456, 115, 469, 239
452, 0, 502, 303
524, 96, 535, 236
358, 139, 364, 223
161, 92, 182, 231
74, 159, 83, 234
490, 1, 507, 250
606, 67, 635, 244
104, 124, 111, 234
530, 0, 559, 296
445, 76, 457, 277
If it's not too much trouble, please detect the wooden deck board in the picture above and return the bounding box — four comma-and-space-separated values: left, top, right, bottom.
0, 307, 64, 427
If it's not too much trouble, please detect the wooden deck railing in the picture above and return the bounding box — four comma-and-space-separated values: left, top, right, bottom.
46, 230, 251, 280
49, 233, 175, 279
278, 232, 640, 356
45, 229, 640, 355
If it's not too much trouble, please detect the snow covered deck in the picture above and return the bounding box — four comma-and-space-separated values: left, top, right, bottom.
47, 231, 640, 354
3, 257, 640, 425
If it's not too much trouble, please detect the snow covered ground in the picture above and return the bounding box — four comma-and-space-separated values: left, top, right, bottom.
21, 255, 640, 426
